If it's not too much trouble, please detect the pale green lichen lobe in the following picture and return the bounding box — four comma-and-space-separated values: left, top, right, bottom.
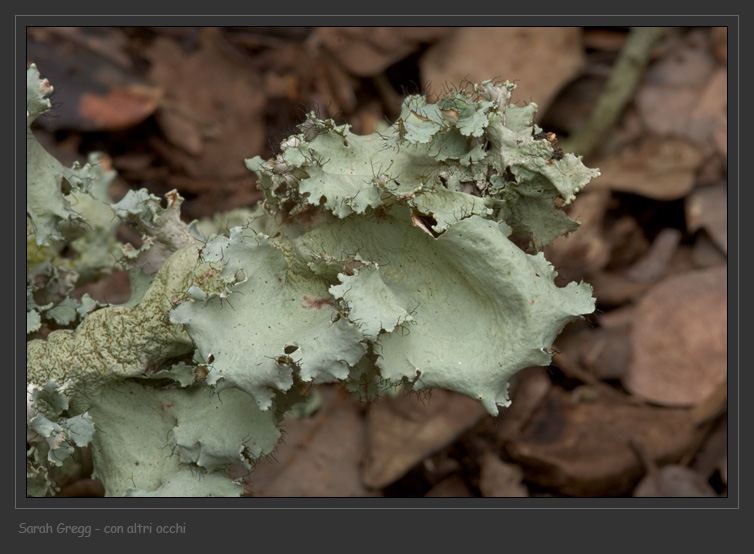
27, 70, 598, 496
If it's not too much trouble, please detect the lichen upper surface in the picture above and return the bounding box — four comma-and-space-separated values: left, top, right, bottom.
196, 80, 600, 415
27, 72, 599, 497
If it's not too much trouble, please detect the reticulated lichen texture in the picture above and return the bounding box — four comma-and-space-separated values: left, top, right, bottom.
26, 65, 598, 497
233, 79, 598, 414
26, 65, 282, 497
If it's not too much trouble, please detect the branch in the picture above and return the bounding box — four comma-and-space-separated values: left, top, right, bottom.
560, 27, 665, 158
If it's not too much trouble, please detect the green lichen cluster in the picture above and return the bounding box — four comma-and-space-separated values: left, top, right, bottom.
26, 65, 598, 497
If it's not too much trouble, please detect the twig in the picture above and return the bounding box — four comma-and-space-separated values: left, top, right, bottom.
560, 27, 665, 158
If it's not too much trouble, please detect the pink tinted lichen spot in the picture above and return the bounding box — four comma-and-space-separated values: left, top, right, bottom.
301, 295, 337, 310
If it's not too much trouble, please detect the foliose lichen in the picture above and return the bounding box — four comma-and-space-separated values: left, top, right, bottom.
26, 65, 598, 497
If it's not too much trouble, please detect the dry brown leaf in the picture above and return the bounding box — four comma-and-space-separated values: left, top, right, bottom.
554, 318, 632, 383
667, 244, 698, 276
635, 32, 725, 151
581, 28, 629, 52
633, 465, 717, 497
479, 452, 528, 497
623, 266, 727, 406
244, 386, 370, 497
166, 174, 262, 218
635, 85, 696, 140
361, 389, 486, 490
686, 183, 727, 254
425, 475, 475, 497
316, 27, 452, 77
626, 228, 682, 283
72, 269, 131, 306
588, 271, 654, 307
591, 137, 705, 200
539, 75, 608, 136
308, 50, 358, 116
545, 188, 612, 282
78, 85, 162, 131
28, 29, 162, 132
695, 148, 726, 188
495, 367, 552, 443
598, 304, 637, 328
605, 216, 651, 269
41, 27, 133, 70
690, 378, 728, 426
690, 68, 727, 136
714, 119, 727, 159
691, 415, 727, 480
629, 437, 717, 498
691, 234, 727, 268
711, 27, 727, 64
719, 454, 727, 486
577, 324, 632, 381
505, 387, 697, 496
154, 108, 204, 156
147, 28, 267, 180
54, 478, 105, 498
646, 31, 718, 87
420, 27, 584, 114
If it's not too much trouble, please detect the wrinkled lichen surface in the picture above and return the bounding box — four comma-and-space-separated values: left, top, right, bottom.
26, 65, 597, 497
